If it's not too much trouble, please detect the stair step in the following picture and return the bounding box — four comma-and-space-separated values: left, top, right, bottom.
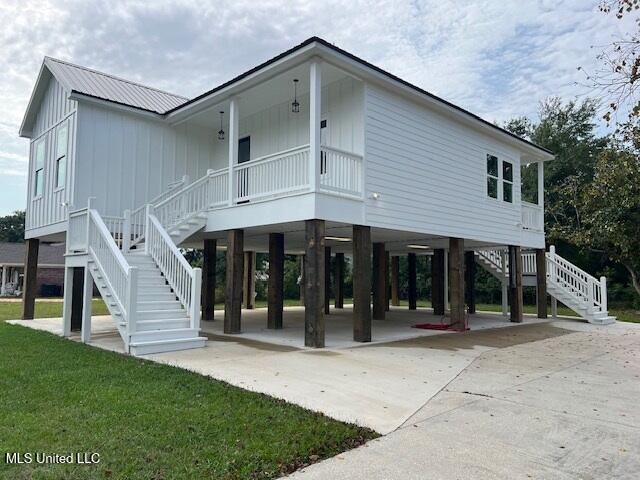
135, 318, 191, 331
137, 309, 188, 321
138, 292, 178, 302
137, 300, 182, 310
130, 327, 202, 342
129, 336, 207, 355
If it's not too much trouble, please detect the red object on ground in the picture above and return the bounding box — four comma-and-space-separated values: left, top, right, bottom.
412, 323, 454, 330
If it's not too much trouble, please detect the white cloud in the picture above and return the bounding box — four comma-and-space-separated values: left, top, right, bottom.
0, 0, 635, 214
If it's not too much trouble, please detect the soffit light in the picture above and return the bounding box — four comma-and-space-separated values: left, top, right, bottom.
407, 244, 431, 250
325, 236, 351, 242
217, 111, 225, 140
292, 78, 300, 113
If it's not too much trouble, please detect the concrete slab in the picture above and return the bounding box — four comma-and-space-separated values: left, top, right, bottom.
290, 320, 640, 479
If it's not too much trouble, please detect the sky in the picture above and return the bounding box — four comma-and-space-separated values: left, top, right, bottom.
0, 0, 634, 215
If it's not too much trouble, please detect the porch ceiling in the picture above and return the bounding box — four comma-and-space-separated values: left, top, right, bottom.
182, 62, 350, 129
184, 221, 509, 255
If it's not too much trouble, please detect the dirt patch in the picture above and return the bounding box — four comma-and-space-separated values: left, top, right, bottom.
367, 323, 574, 351
203, 332, 301, 352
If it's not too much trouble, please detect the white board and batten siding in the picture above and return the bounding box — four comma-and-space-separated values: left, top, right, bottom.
364, 84, 542, 248
25, 76, 77, 236
74, 103, 216, 217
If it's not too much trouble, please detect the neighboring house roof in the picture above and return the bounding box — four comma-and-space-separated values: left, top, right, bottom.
0, 242, 65, 267
19, 37, 552, 158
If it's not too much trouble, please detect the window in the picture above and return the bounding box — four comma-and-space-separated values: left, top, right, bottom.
34, 140, 45, 197
502, 160, 513, 203
486, 154, 498, 199
55, 124, 68, 189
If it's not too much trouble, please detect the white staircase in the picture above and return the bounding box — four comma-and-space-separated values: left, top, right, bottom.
475, 246, 615, 324
66, 173, 220, 355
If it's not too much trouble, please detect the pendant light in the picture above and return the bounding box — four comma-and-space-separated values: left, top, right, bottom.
217, 111, 225, 140
291, 79, 300, 113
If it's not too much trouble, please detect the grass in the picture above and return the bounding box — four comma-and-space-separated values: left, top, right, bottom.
0, 303, 377, 479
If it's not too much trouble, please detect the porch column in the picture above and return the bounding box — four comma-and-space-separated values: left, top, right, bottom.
509, 245, 524, 323
536, 248, 547, 318
324, 246, 331, 314
501, 249, 509, 316
243, 251, 255, 309
407, 253, 417, 310
391, 256, 400, 306
449, 238, 466, 331
224, 229, 244, 334
202, 239, 217, 321
372, 242, 386, 320
228, 97, 239, 206
334, 252, 344, 308
299, 255, 305, 306
465, 251, 476, 314
81, 265, 93, 343
62, 266, 74, 337
309, 60, 322, 193
1, 266, 6, 295
71, 267, 84, 331
537, 161, 545, 209
21, 238, 39, 320
444, 251, 449, 311
268, 233, 284, 329
432, 249, 445, 315
353, 225, 371, 342
305, 220, 325, 347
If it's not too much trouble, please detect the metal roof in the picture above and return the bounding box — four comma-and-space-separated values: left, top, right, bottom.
44, 57, 188, 114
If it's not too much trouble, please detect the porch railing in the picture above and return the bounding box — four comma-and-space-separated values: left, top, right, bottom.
319, 146, 363, 198
522, 201, 544, 231
234, 145, 310, 203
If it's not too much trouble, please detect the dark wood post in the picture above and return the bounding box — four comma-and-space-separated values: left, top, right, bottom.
71, 267, 84, 331
324, 246, 331, 314
21, 238, 39, 320
202, 239, 217, 321
243, 251, 255, 309
408, 253, 417, 310
384, 251, 390, 311
305, 220, 325, 348
449, 238, 466, 331
224, 229, 244, 334
509, 245, 524, 323
334, 252, 344, 308
391, 256, 400, 306
536, 248, 547, 318
464, 251, 476, 314
268, 233, 284, 329
353, 225, 371, 342
372, 242, 386, 320
432, 249, 445, 315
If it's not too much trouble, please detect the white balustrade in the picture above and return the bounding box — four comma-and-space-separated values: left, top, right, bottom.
546, 246, 606, 313
67, 207, 89, 253
522, 201, 544, 231
234, 145, 310, 203
319, 146, 363, 198
521, 252, 537, 275
102, 215, 125, 248
145, 213, 201, 329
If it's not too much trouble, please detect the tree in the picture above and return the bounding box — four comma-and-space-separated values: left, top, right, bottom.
573, 147, 640, 296
0, 210, 25, 242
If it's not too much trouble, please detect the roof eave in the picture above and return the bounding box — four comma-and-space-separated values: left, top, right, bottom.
18, 61, 52, 138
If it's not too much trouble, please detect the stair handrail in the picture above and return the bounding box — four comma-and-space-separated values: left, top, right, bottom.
127, 175, 190, 248
85, 208, 139, 337
546, 246, 607, 313
145, 208, 202, 330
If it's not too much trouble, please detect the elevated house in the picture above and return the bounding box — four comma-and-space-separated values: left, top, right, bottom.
18, 37, 615, 355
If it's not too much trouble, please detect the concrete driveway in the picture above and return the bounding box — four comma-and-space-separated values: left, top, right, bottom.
289, 320, 640, 479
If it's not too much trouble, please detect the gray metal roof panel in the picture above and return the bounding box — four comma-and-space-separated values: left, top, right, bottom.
44, 57, 188, 114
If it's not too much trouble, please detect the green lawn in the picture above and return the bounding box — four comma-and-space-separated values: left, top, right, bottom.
0, 303, 376, 479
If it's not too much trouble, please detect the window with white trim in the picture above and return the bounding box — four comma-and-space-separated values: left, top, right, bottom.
486, 154, 498, 199
55, 124, 68, 189
502, 160, 513, 203
34, 139, 45, 197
